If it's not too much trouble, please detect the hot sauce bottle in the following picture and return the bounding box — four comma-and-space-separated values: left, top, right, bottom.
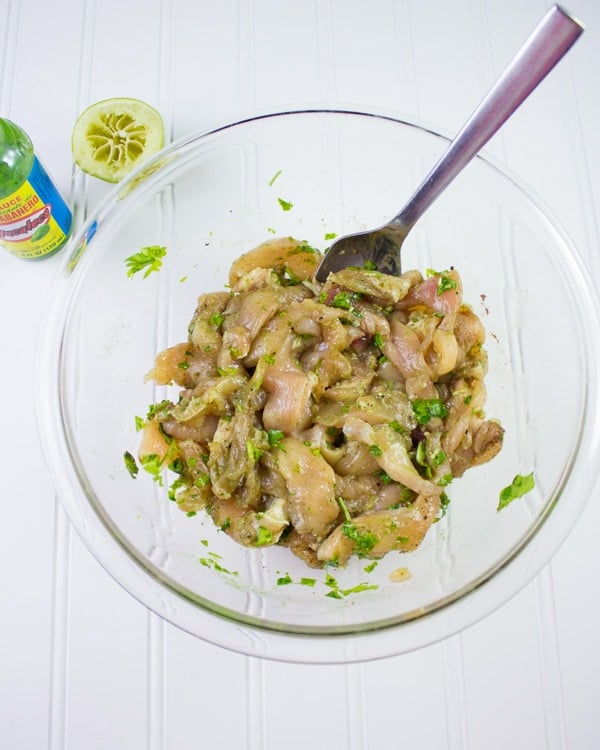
0, 118, 72, 259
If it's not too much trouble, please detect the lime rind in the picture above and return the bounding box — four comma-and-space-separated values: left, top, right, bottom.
72, 97, 165, 183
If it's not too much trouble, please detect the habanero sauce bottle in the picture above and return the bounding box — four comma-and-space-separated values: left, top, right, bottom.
0, 118, 72, 259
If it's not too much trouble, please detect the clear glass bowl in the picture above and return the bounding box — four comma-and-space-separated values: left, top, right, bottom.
37, 109, 600, 663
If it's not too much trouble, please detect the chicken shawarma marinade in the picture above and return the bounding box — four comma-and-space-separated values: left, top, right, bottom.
138, 237, 504, 568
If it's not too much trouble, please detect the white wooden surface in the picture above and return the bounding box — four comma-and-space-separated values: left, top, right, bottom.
1, 1, 599, 748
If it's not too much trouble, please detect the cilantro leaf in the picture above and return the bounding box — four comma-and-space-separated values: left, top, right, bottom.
497, 472, 535, 511
125, 245, 167, 278
412, 398, 448, 425
267, 429, 286, 450
123, 451, 139, 478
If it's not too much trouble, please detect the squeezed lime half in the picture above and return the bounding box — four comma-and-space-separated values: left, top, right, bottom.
72, 97, 164, 183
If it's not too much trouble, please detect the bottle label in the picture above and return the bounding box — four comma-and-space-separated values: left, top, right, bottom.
0, 157, 72, 259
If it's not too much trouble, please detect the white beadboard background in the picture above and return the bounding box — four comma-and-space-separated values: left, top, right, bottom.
1, 1, 599, 748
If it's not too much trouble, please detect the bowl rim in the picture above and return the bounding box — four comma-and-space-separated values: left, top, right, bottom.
35, 107, 600, 663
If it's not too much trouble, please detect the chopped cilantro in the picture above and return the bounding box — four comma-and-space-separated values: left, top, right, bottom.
433, 449, 447, 466
267, 429, 286, 450
364, 561, 378, 573
140, 453, 164, 486
324, 232, 337, 240
125, 245, 166, 278
497, 472, 535, 511
341, 583, 379, 595
277, 197, 293, 211
134, 416, 145, 432
342, 522, 378, 556
123, 451, 139, 478
246, 439, 264, 463
168, 477, 185, 501
437, 273, 457, 295
146, 400, 172, 421
336, 496, 352, 522
363, 260, 378, 270
373, 332, 384, 350
415, 441, 427, 467
169, 458, 185, 474
412, 398, 448, 425
300, 577, 317, 587
177, 360, 190, 370
329, 290, 362, 311
199, 556, 238, 576
389, 420, 405, 434
435, 492, 451, 522
376, 469, 392, 485
369, 444, 383, 457
255, 526, 273, 546
194, 473, 210, 488
208, 311, 224, 328
277, 574, 293, 585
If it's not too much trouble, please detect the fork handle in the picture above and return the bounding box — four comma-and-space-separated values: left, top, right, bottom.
391, 4, 583, 231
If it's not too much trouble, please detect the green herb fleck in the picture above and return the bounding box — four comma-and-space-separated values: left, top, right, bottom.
208, 311, 225, 328
324, 232, 337, 240
267, 429, 286, 451
140, 453, 165, 486
125, 245, 167, 278
199, 556, 238, 576
277, 574, 293, 585
329, 290, 362, 311
497, 472, 535, 511
278, 197, 293, 211
376, 469, 392, 485
246, 440, 264, 463
134, 416, 145, 432
123, 451, 139, 478
369, 444, 383, 457
300, 577, 317, 587
412, 398, 448, 425
268, 169, 282, 186
255, 526, 273, 546
340, 583, 379, 595
435, 492, 451, 522
342, 522, 378, 556
194, 473, 210, 488
146, 400, 172, 421
437, 273, 457, 295
168, 477, 185, 501
373, 332, 384, 350
364, 561, 378, 573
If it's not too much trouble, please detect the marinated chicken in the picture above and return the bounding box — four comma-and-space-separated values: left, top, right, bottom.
138, 237, 503, 567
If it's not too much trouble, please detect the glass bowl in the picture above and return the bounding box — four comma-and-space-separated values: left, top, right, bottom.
36, 109, 600, 663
